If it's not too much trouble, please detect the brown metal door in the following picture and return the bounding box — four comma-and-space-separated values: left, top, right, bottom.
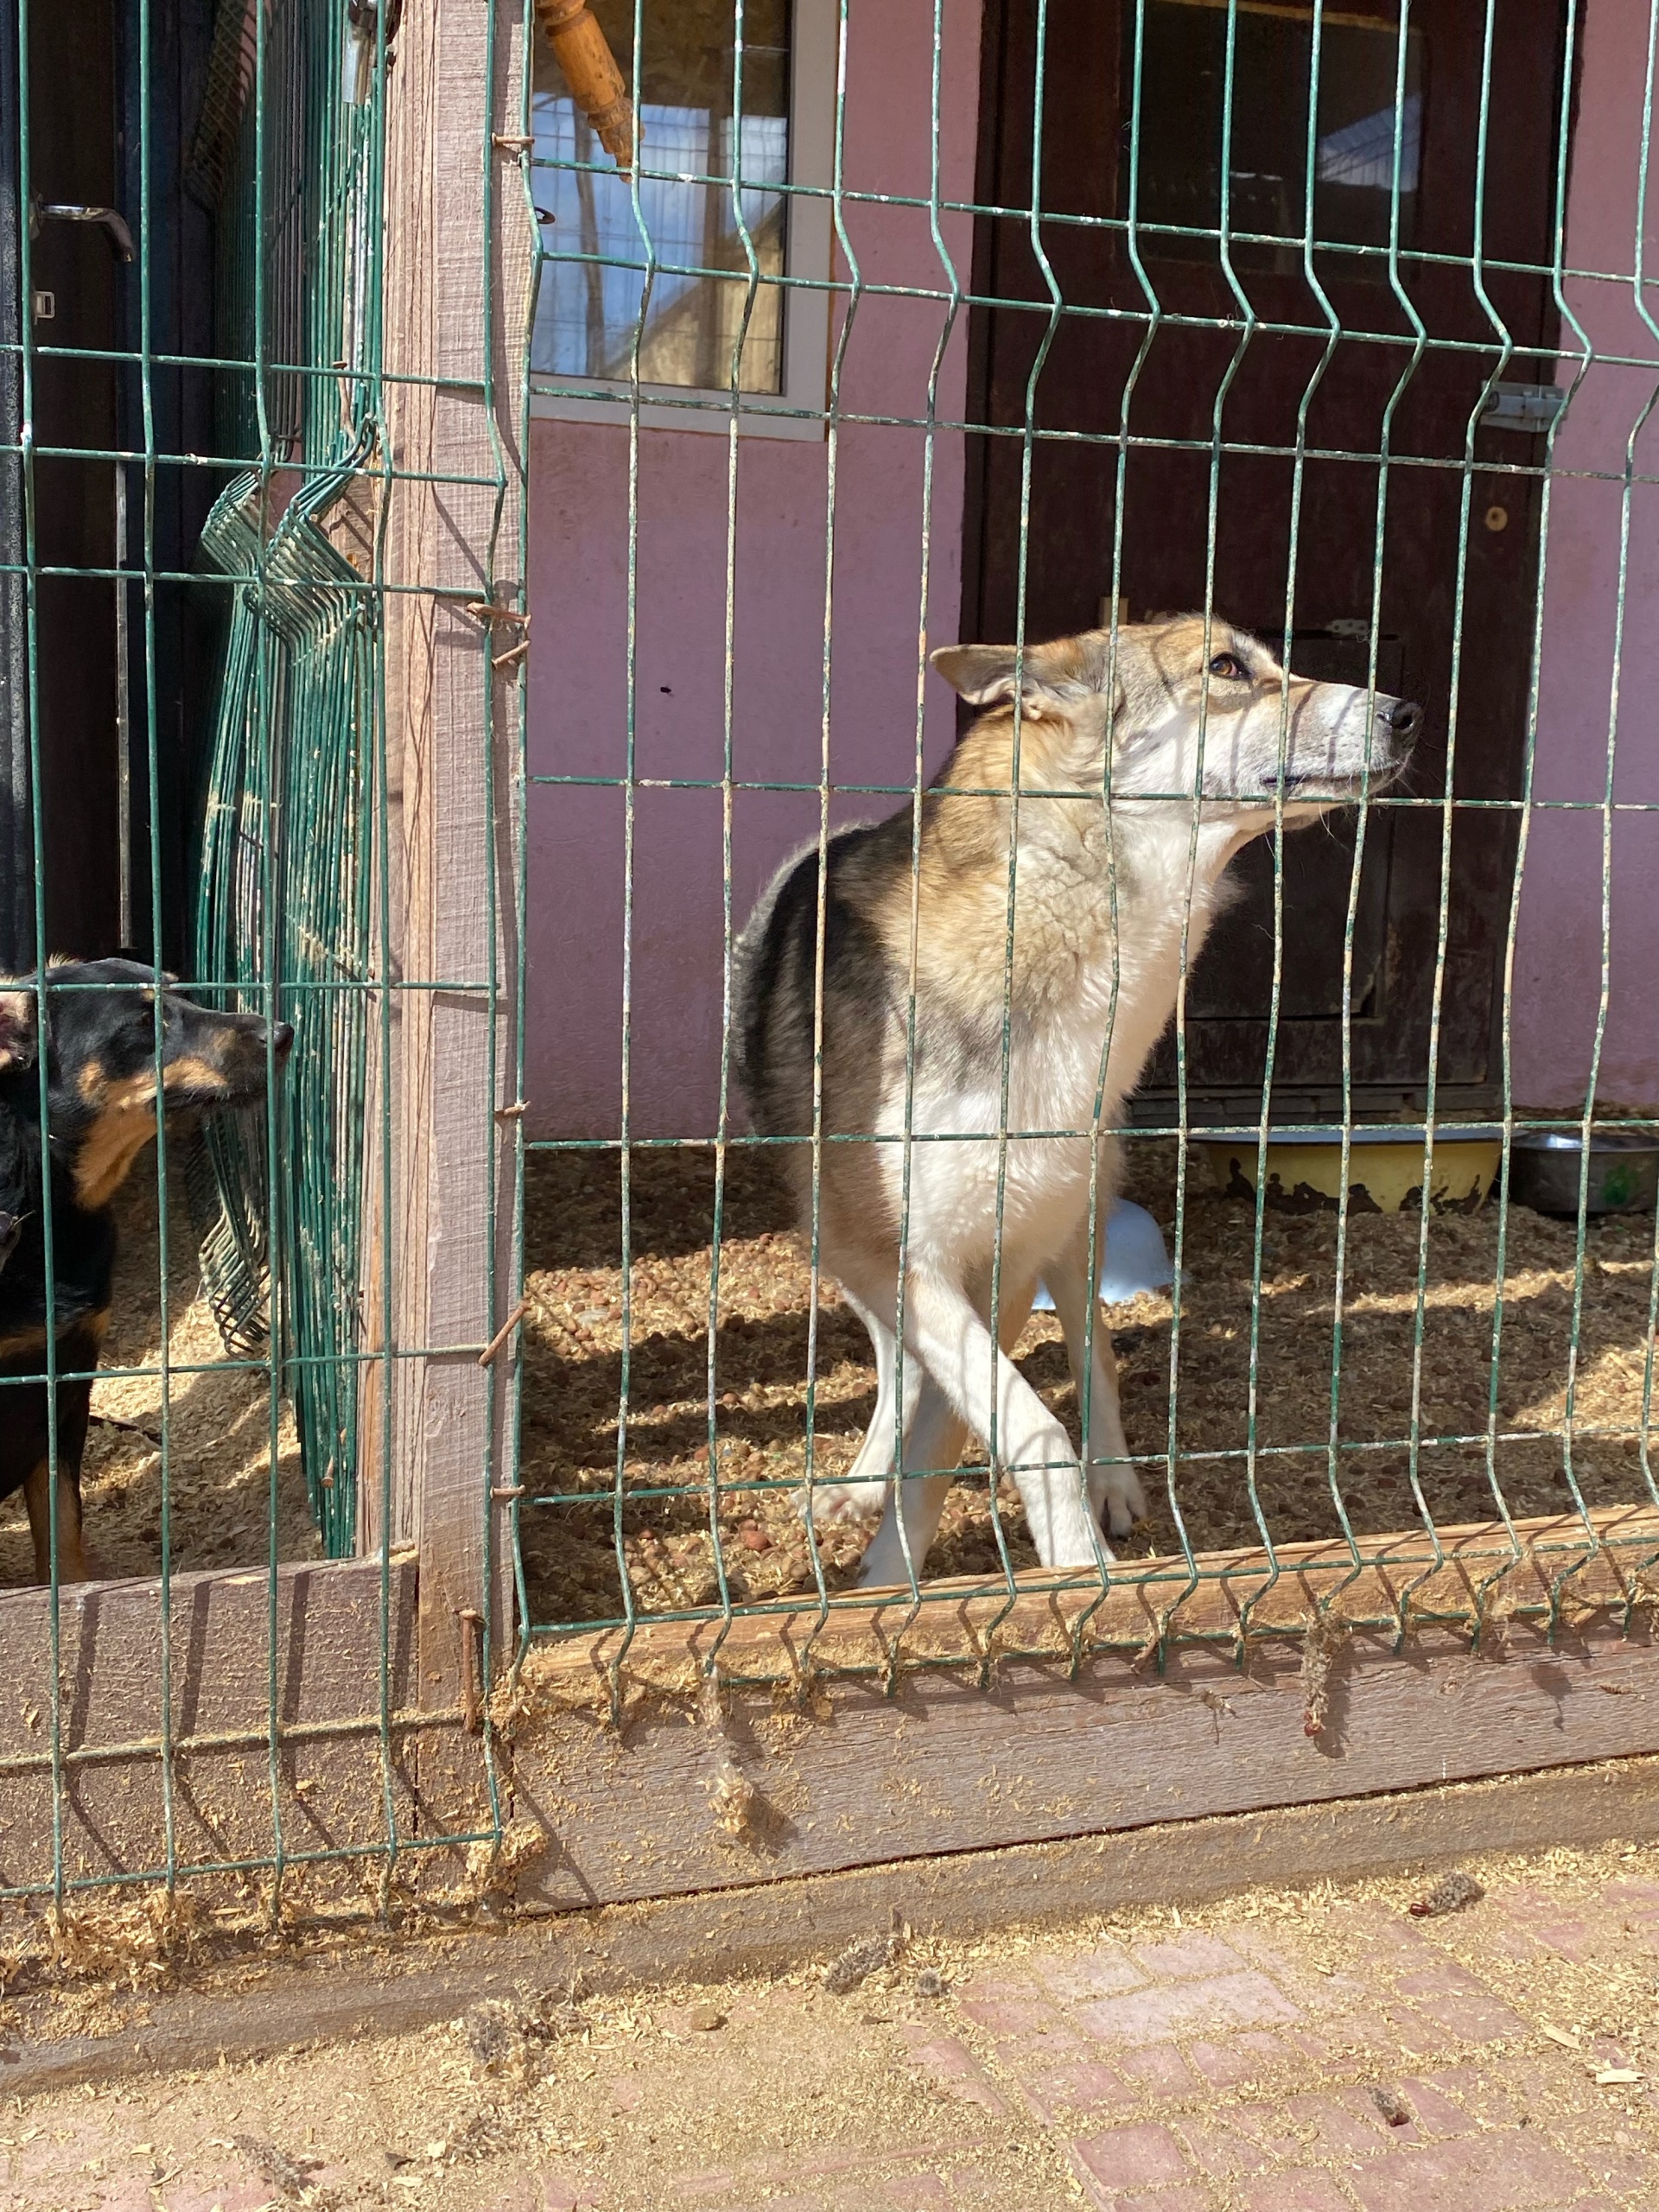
964, 0, 1571, 1115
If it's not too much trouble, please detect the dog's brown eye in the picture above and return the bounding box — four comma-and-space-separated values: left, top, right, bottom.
1208, 652, 1247, 681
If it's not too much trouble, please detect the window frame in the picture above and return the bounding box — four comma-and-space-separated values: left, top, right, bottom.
528, 0, 836, 442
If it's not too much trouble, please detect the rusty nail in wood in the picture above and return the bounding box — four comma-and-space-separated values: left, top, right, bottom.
492, 638, 531, 671
493, 133, 534, 151
479, 1298, 529, 1368
456, 1608, 486, 1733
462, 600, 530, 628
491, 1484, 527, 1503
493, 1099, 528, 1123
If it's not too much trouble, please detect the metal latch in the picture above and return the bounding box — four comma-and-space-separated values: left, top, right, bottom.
29, 200, 135, 262
1479, 383, 1565, 433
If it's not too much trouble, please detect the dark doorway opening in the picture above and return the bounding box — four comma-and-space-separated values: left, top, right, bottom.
964, 0, 1574, 1121
0, 0, 219, 973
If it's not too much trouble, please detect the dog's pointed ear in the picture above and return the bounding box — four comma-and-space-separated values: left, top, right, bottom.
931, 644, 1031, 706
931, 636, 1122, 716
0, 988, 38, 1075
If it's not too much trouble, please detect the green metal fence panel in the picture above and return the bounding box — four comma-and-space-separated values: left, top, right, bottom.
515, 0, 1659, 1698
5, 0, 1659, 1916
0, 0, 528, 1916
192, 0, 380, 1554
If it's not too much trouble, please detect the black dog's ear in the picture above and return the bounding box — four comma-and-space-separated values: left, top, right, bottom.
113, 946, 178, 982
0, 988, 38, 1074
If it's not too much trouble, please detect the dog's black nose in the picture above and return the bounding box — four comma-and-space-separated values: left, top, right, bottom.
270, 1020, 295, 1059
1389, 699, 1422, 741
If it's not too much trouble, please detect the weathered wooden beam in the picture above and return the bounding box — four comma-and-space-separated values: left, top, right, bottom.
512, 1503, 1659, 1690
10, 1751, 1659, 2096
500, 1508, 1659, 1910
0, 1554, 424, 1896
365, 0, 533, 1782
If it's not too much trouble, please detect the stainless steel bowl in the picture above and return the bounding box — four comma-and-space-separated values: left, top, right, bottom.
1508, 1128, 1659, 1216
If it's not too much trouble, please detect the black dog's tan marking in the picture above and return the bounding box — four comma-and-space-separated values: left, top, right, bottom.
0, 962, 291, 1583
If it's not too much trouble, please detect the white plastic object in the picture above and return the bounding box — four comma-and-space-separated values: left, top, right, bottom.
1031, 1198, 1173, 1311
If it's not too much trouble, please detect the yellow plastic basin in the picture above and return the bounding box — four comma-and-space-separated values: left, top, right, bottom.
1200, 1125, 1503, 1216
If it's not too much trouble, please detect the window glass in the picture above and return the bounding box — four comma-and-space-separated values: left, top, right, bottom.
532, 0, 791, 392
1130, 0, 1424, 269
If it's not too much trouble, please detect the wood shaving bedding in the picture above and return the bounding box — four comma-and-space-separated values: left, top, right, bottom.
516, 1143, 1659, 1628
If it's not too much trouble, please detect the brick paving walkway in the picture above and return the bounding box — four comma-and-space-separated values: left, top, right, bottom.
943, 1896, 1650, 2212
3, 1856, 1656, 2210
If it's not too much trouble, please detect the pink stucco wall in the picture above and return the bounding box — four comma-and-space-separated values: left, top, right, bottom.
1511, 0, 1659, 1109
524, 2, 982, 1140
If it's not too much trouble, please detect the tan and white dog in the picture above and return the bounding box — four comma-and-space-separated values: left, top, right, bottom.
734, 617, 1419, 1586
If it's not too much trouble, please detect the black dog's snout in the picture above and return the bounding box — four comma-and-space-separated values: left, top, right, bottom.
1388, 698, 1422, 741
270, 1020, 296, 1059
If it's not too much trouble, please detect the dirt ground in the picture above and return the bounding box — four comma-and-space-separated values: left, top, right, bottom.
4, 1835, 1659, 2209
518, 1143, 1659, 1629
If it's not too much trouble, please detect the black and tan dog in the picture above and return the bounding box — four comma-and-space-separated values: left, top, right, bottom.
0, 1115, 21, 1278
0, 961, 291, 1582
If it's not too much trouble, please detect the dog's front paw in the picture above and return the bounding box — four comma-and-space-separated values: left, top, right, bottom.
796, 1478, 889, 1529
1099, 1464, 1147, 1540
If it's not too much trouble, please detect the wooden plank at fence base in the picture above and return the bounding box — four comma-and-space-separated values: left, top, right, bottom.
512, 1502, 1659, 1695
10, 1751, 1659, 2094
0, 1554, 425, 1897
501, 1508, 1659, 1911
372, 0, 532, 1826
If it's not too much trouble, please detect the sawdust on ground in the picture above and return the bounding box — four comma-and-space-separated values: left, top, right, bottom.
518, 1144, 1659, 1628
0, 1179, 319, 1586
4, 1837, 1659, 2210
3, 1143, 1650, 1617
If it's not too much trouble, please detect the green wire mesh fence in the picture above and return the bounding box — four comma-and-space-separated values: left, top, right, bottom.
0, 0, 526, 1916
194, 0, 380, 1553
3, 0, 1659, 1918
513, 0, 1659, 1690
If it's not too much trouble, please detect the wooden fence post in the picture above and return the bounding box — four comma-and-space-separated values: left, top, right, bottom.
359, 0, 532, 1816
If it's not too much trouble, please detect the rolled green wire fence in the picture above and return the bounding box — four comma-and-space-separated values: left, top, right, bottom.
194, 0, 380, 1554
